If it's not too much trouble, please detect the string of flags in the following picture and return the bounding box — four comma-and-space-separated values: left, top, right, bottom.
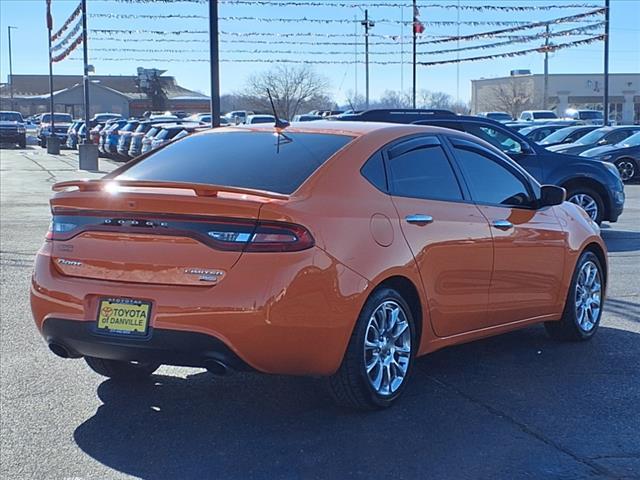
48, 0, 84, 63
106, 0, 601, 11
50, 2, 82, 41
419, 34, 605, 66
77, 33, 604, 66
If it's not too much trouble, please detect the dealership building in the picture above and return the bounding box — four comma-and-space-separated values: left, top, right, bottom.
0, 73, 210, 118
471, 72, 640, 124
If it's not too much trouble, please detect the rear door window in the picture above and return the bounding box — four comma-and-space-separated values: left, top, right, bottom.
386, 140, 463, 201
117, 131, 353, 194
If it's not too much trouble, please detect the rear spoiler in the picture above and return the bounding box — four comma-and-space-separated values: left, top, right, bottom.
52, 179, 289, 200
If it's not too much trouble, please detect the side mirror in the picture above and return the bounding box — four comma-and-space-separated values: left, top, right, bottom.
539, 185, 566, 208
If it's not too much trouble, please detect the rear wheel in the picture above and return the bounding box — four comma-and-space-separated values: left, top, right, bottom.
545, 251, 604, 341
328, 287, 416, 410
84, 357, 160, 381
566, 187, 604, 224
614, 158, 637, 182
18, 137, 26, 149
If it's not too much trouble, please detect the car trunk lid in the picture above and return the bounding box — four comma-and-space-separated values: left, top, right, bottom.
49, 180, 288, 286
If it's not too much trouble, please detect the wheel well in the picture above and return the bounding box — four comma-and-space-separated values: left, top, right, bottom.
584, 242, 608, 287
561, 178, 610, 219
377, 276, 423, 345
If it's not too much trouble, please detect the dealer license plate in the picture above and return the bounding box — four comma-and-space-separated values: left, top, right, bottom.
97, 298, 151, 336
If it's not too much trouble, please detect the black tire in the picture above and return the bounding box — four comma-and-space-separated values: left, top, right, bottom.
18, 137, 26, 149
84, 356, 160, 381
327, 287, 417, 410
545, 251, 604, 341
614, 157, 637, 182
39, 137, 46, 148
566, 186, 605, 224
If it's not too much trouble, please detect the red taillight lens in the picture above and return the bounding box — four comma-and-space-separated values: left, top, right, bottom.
207, 221, 314, 252
246, 222, 314, 252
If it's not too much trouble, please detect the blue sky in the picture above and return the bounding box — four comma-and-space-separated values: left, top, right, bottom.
1, 0, 638, 104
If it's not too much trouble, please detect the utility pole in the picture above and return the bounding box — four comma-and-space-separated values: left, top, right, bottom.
7, 26, 17, 111
81, 0, 90, 142
46, 0, 60, 154
412, 0, 417, 109
543, 24, 550, 110
603, 0, 610, 125
209, 0, 221, 127
78, 0, 98, 170
361, 10, 374, 110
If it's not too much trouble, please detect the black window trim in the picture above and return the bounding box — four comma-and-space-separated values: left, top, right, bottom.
381, 134, 470, 203
444, 136, 540, 210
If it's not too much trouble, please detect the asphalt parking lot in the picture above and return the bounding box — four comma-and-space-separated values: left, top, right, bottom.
1, 146, 639, 480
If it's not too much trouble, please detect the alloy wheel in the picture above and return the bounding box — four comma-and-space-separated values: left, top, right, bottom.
615, 160, 636, 182
363, 300, 411, 396
575, 260, 602, 332
568, 193, 599, 221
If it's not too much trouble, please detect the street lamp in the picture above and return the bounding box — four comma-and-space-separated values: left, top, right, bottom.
7, 26, 17, 111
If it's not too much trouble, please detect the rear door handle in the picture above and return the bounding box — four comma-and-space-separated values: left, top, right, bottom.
405, 214, 434, 225
492, 220, 513, 230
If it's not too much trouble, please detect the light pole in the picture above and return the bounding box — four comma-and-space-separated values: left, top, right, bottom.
8, 26, 17, 111
603, 0, 610, 125
361, 9, 374, 110
543, 24, 550, 110
209, 0, 221, 127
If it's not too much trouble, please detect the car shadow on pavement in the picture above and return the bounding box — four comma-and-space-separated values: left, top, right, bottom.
604, 297, 640, 322
73, 326, 640, 480
601, 229, 640, 252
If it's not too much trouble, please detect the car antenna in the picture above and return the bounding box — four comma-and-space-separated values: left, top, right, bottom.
267, 89, 290, 131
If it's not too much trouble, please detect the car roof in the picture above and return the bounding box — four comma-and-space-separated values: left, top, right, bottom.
208, 120, 501, 148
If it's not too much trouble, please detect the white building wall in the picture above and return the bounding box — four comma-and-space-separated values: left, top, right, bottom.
471, 73, 640, 124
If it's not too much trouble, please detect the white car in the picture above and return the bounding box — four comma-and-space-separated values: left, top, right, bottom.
245, 114, 276, 125
519, 110, 559, 122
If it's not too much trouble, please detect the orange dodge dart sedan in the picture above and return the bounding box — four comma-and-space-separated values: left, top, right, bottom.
31, 121, 607, 409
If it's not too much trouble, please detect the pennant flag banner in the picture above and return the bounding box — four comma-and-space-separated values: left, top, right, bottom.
420, 34, 605, 66
52, 36, 83, 63
76, 33, 604, 66
107, 0, 600, 10
51, 21, 82, 52
51, 2, 82, 41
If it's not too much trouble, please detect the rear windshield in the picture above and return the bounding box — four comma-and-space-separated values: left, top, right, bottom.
579, 111, 603, 120
575, 129, 609, 145
487, 113, 511, 121
42, 113, 72, 123
532, 112, 557, 119
117, 131, 354, 194
121, 122, 138, 132
0, 112, 23, 122
540, 127, 575, 144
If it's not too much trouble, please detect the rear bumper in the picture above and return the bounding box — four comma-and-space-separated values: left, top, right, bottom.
31, 244, 369, 376
42, 318, 253, 371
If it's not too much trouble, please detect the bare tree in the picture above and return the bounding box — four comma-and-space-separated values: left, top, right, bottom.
488, 78, 534, 119
375, 90, 412, 109
244, 65, 331, 119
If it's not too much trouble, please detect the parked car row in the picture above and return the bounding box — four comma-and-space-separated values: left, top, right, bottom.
518, 124, 640, 182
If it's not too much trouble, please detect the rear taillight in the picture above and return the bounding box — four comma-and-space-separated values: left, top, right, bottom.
208, 221, 314, 252
45, 213, 314, 252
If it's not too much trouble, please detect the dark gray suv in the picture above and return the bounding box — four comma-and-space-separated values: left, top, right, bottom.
335, 110, 625, 224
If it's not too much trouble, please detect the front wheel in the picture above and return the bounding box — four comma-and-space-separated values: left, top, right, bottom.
614, 158, 637, 182
545, 251, 604, 341
328, 287, 416, 410
567, 187, 604, 224
85, 357, 160, 381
